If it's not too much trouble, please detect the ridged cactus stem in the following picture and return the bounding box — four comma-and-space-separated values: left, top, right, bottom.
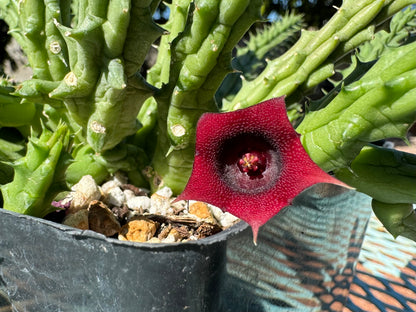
1, 1, 162, 153
14, 0, 51, 79
335, 145, 416, 205
148, 0, 262, 193
1, 123, 71, 217
226, 0, 411, 111
123, 0, 164, 77
44, 0, 70, 81
335, 145, 416, 241
373, 0, 416, 24
0, 85, 38, 127
296, 41, 416, 171
218, 13, 305, 108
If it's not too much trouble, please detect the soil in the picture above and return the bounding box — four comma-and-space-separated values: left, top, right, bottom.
45, 174, 240, 243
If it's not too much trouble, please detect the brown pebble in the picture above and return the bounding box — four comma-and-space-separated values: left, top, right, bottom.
189, 202, 211, 219
176, 226, 192, 240
157, 223, 172, 240
195, 223, 222, 239
119, 217, 158, 242
88, 200, 121, 237
111, 204, 130, 221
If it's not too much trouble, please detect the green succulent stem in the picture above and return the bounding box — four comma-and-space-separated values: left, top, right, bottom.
218, 12, 305, 108
1, 124, 71, 217
336, 143, 416, 241
225, 0, 413, 111
147, 0, 262, 193
0, 85, 38, 127
1, 0, 160, 153
297, 41, 416, 171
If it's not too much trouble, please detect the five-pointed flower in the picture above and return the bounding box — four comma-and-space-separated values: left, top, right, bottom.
176, 97, 348, 243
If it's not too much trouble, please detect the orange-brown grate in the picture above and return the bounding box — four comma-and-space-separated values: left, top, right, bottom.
345, 214, 416, 312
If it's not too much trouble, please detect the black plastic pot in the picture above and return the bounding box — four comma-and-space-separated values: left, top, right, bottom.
0, 184, 371, 312
0, 209, 247, 312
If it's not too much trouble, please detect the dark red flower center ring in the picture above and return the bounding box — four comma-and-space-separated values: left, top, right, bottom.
219, 133, 281, 194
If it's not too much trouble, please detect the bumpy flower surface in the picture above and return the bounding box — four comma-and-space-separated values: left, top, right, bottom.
176, 97, 348, 242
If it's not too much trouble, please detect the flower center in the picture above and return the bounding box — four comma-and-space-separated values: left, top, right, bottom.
237, 152, 266, 176
217, 133, 281, 194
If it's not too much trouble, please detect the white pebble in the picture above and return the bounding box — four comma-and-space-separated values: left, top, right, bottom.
71, 175, 101, 209
155, 186, 173, 199
162, 235, 177, 243
127, 196, 151, 212
209, 205, 224, 220
101, 180, 121, 194
127, 210, 139, 220
106, 187, 125, 207
150, 193, 171, 215
123, 189, 136, 201
218, 212, 240, 228
209, 205, 239, 227
171, 199, 187, 212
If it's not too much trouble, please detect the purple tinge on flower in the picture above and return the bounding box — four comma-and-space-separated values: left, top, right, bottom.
176, 97, 348, 243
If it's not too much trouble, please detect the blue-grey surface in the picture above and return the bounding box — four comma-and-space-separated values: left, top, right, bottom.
0, 184, 371, 312
220, 184, 372, 312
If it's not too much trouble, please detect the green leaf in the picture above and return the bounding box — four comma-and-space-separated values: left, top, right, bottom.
372, 200, 416, 241
335, 145, 416, 204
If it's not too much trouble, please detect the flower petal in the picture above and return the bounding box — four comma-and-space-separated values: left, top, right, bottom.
176, 97, 348, 242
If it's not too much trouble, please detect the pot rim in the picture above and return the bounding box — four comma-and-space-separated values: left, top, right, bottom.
0, 208, 249, 250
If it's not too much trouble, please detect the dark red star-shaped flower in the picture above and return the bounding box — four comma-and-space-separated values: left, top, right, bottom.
176, 97, 348, 243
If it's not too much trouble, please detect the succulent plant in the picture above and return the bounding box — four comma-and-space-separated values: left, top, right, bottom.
0, 0, 415, 240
